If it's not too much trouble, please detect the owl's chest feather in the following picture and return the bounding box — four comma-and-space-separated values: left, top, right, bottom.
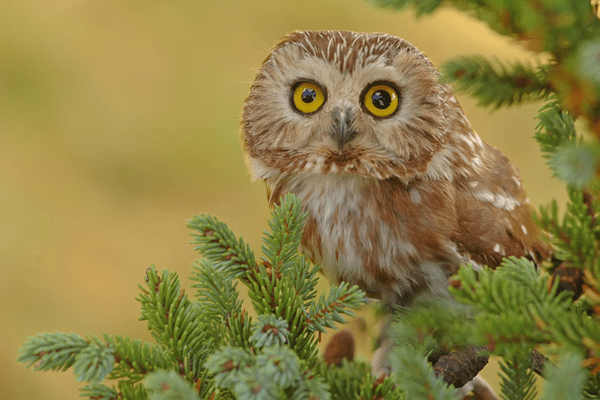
271, 173, 454, 304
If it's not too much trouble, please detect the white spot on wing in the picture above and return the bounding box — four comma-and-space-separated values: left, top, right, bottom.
471, 156, 483, 168
409, 189, 422, 204
493, 244, 501, 253
475, 189, 495, 203
473, 189, 520, 212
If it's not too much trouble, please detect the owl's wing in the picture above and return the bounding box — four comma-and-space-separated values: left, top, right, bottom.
452, 142, 552, 268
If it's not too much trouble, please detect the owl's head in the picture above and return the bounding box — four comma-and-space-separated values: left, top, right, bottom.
242, 30, 473, 182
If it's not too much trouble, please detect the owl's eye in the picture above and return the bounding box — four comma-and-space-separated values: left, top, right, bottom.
291, 81, 326, 114
363, 84, 399, 118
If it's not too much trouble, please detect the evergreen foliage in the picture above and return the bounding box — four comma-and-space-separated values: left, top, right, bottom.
19, 195, 405, 399
442, 58, 551, 109
392, 344, 459, 400
315, 359, 402, 400
498, 356, 537, 400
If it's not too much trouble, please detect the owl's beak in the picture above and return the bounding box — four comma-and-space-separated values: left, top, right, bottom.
331, 107, 356, 151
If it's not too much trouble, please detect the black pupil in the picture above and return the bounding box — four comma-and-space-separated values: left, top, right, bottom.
371, 90, 392, 109
301, 88, 317, 103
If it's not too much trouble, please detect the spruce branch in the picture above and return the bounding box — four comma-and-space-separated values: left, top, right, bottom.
118, 380, 151, 400
538, 189, 600, 268
391, 344, 459, 400
256, 346, 302, 388
534, 100, 578, 157
448, 258, 588, 355
250, 315, 290, 348
287, 370, 331, 400
18, 332, 117, 384
499, 356, 538, 400
107, 334, 176, 384
72, 334, 115, 383
240, 194, 316, 323
205, 346, 254, 389
188, 214, 257, 280
80, 383, 122, 400
450, 258, 572, 319
145, 370, 200, 400
205, 345, 317, 400
391, 306, 494, 388
371, 1, 596, 53
190, 259, 252, 351
188, 193, 352, 368
317, 359, 404, 400
445, 257, 600, 386
82, 381, 150, 400
261, 193, 307, 274
230, 367, 282, 400
18, 331, 182, 397
189, 194, 366, 369
137, 266, 213, 380
317, 360, 371, 400
306, 283, 368, 333
397, 255, 600, 389
18, 331, 89, 373
244, 260, 288, 316
190, 259, 243, 346
190, 194, 369, 397
443, 57, 552, 109
289, 254, 320, 304
358, 371, 403, 400
225, 310, 253, 350
532, 100, 600, 187
191, 259, 243, 320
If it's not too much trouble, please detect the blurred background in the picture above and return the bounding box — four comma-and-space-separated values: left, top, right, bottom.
1, 0, 568, 398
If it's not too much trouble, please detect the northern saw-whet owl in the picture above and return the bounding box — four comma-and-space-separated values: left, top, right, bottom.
242, 30, 551, 308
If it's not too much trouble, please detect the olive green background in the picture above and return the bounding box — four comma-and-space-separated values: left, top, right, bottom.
2, 0, 567, 398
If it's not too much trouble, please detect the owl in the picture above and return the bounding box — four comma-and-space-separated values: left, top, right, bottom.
242, 30, 551, 308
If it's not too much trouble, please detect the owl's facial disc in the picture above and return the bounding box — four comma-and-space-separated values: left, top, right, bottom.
331, 106, 356, 151
243, 31, 455, 182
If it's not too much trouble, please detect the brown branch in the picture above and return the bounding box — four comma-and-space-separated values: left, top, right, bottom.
432, 347, 547, 388
530, 349, 547, 376
433, 346, 489, 388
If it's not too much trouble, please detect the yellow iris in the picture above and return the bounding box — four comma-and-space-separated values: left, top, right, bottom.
292, 81, 326, 114
363, 84, 399, 118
